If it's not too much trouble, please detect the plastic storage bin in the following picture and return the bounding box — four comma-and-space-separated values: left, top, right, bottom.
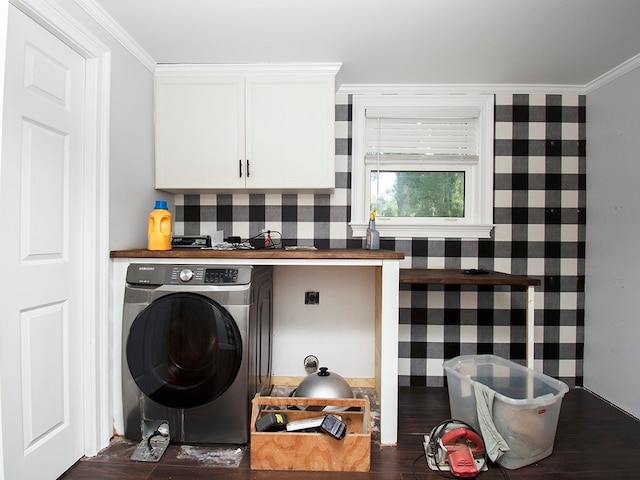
443, 354, 569, 469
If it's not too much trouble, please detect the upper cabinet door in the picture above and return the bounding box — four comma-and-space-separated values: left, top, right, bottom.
154, 64, 340, 192
245, 74, 336, 190
155, 75, 245, 190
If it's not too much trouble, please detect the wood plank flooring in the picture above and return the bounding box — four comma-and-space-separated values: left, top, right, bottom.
59, 386, 640, 479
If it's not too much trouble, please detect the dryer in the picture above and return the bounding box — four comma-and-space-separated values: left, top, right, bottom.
121, 264, 272, 444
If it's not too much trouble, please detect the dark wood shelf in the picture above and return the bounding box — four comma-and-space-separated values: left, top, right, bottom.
110, 248, 404, 260
400, 268, 540, 287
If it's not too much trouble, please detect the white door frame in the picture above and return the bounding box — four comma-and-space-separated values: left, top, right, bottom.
6, 0, 112, 459
0, 0, 9, 474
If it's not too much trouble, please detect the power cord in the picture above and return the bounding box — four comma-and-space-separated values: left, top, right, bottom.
493, 461, 510, 480
245, 230, 282, 249
411, 452, 427, 480
146, 423, 169, 452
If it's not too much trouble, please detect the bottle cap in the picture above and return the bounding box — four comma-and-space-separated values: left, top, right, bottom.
154, 200, 168, 210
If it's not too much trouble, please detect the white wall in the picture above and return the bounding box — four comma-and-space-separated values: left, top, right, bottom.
272, 266, 375, 379
52, 0, 169, 251
584, 66, 640, 419
106, 45, 168, 250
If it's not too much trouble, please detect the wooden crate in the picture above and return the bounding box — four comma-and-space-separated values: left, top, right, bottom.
250, 394, 371, 472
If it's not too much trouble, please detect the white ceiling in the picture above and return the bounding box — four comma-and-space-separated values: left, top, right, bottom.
91, 0, 640, 87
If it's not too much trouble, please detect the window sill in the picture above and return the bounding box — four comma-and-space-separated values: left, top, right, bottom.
350, 223, 494, 239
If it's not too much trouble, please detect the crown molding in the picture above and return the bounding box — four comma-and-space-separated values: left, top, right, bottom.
338, 83, 587, 96
584, 52, 640, 94
73, 0, 155, 73
338, 57, 640, 96
154, 62, 342, 76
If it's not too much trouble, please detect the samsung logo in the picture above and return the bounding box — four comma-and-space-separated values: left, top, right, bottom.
138, 266, 155, 271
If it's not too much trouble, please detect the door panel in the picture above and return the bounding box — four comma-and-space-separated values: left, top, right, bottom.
24, 42, 72, 108
21, 119, 67, 259
1, 6, 86, 479
21, 302, 66, 453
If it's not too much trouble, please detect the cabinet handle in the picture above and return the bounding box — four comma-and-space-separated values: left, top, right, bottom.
247, 159, 250, 177
239, 159, 242, 178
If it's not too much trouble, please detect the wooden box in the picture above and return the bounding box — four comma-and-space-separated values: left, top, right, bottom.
250, 394, 371, 472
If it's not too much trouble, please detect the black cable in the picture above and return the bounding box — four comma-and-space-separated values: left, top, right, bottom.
244, 230, 282, 249
411, 452, 425, 480
146, 425, 170, 452
491, 461, 510, 480
268, 230, 282, 247
146, 430, 162, 451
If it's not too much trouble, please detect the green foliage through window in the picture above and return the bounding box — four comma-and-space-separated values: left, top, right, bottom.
370, 171, 465, 218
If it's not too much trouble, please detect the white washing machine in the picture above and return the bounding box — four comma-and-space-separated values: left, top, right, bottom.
121, 264, 272, 444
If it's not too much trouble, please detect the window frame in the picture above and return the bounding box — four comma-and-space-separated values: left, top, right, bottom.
350, 94, 495, 239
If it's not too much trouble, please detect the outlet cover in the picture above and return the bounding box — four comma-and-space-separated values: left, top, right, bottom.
305, 291, 320, 305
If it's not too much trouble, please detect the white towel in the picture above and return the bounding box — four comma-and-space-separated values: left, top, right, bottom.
473, 382, 510, 462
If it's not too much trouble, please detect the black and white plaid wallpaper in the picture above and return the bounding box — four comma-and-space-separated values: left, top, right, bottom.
174, 92, 586, 388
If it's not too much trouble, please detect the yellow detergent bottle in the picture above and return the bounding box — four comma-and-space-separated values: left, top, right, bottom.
148, 200, 172, 251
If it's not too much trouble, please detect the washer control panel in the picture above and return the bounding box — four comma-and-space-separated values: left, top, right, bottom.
169, 266, 204, 283
126, 264, 252, 286
204, 268, 239, 284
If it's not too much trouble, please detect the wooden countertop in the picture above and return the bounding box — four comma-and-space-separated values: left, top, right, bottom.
110, 248, 405, 260
400, 268, 541, 287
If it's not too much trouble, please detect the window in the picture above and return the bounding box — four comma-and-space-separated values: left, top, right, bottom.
351, 95, 494, 239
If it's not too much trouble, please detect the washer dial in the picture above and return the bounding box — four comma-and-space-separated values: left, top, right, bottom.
179, 268, 194, 282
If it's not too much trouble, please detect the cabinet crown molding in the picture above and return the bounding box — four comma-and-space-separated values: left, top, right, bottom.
155, 63, 342, 76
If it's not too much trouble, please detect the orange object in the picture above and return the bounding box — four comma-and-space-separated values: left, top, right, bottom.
441, 427, 485, 478
148, 200, 172, 251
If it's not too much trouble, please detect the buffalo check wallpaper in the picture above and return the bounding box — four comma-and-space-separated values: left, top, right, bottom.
174, 92, 586, 387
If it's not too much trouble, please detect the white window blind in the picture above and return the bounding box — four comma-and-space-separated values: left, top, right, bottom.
364, 115, 479, 159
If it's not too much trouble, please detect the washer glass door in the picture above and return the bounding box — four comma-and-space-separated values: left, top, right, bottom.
126, 292, 242, 408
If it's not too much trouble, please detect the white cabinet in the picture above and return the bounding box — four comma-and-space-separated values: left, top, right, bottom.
154, 64, 340, 191
155, 75, 245, 190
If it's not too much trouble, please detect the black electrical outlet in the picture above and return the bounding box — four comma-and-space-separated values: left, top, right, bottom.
305, 291, 320, 304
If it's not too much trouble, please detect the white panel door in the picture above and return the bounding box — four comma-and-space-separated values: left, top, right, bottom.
0, 6, 86, 479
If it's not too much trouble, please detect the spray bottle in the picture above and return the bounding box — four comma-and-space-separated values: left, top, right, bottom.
366, 208, 380, 250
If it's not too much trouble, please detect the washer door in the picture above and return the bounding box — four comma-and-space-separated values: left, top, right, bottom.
126, 292, 242, 409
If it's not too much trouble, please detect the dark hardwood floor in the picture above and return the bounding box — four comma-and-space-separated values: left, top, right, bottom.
60, 386, 640, 479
